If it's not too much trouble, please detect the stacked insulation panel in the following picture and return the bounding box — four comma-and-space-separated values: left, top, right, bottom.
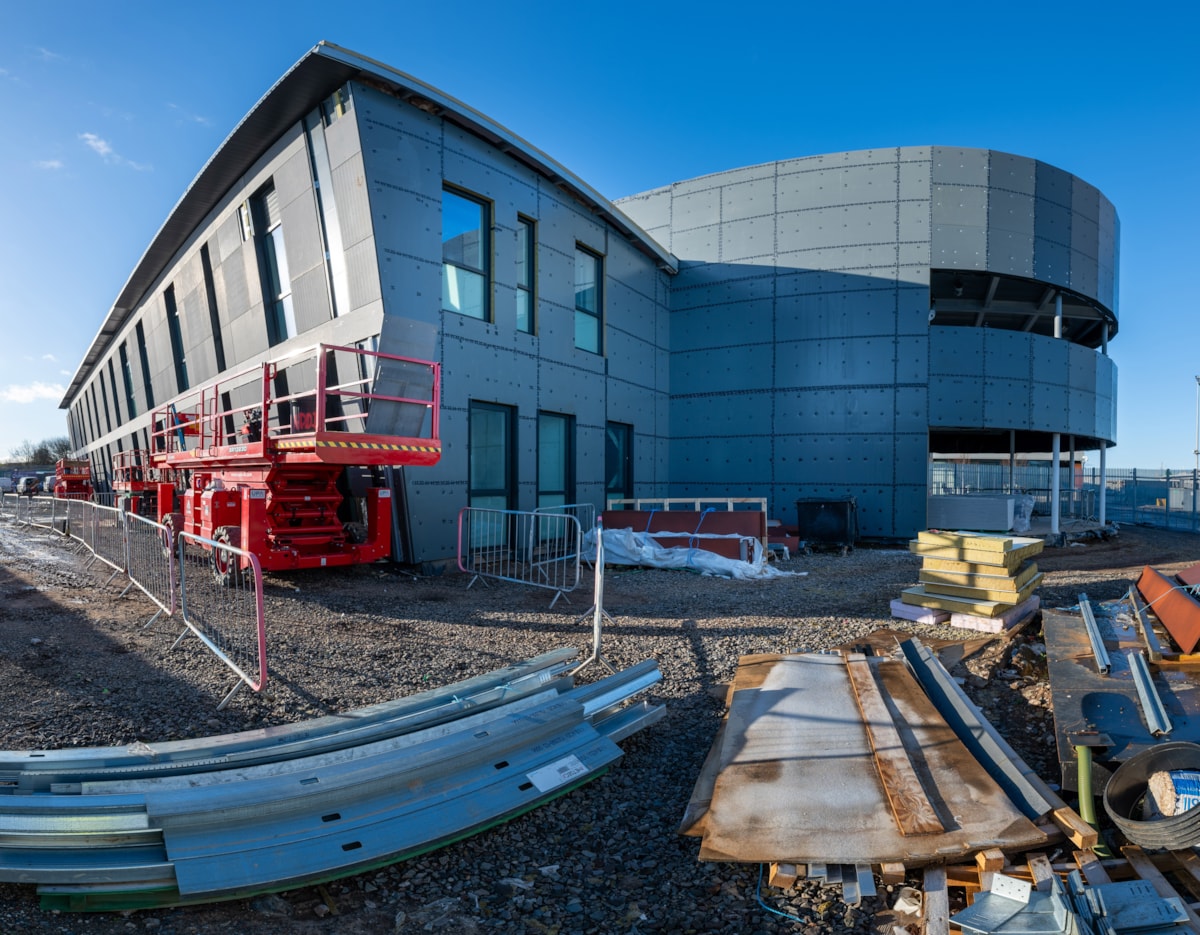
900, 531, 1045, 633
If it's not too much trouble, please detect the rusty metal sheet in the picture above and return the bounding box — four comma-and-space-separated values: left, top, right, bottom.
1043, 600, 1200, 792
1137, 566, 1200, 654
693, 653, 1047, 866
1175, 561, 1200, 589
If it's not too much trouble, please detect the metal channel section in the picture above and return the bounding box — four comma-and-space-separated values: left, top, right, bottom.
0, 650, 578, 791
1126, 650, 1173, 736
1079, 592, 1111, 675
0, 651, 663, 910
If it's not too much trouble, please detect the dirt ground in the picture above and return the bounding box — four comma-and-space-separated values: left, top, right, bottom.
2, 520, 1199, 934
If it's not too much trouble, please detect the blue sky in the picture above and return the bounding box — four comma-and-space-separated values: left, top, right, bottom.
1, 1, 1197, 470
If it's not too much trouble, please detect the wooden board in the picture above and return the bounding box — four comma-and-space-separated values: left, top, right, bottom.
919, 561, 1039, 592
845, 655, 943, 836
694, 653, 1048, 865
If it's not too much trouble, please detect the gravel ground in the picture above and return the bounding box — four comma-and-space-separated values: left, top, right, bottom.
2, 516, 1198, 935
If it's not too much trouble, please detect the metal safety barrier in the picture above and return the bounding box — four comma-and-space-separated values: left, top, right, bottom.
122, 510, 176, 626
84, 502, 128, 585
176, 531, 267, 708
457, 506, 583, 608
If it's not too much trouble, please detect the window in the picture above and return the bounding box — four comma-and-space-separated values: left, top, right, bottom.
605, 421, 633, 505
538, 412, 574, 510
575, 245, 603, 353
164, 285, 189, 392
442, 187, 490, 320
119, 343, 137, 418
98, 372, 113, 434
200, 243, 227, 371
469, 401, 515, 511
249, 183, 296, 346
106, 359, 123, 426
516, 216, 536, 333
135, 322, 155, 409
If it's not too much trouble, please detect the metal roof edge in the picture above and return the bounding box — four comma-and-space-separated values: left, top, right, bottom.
61, 41, 676, 408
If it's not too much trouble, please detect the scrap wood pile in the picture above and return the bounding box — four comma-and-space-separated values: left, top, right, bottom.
679, 639, 1097, 908
896, 530, 1045, 634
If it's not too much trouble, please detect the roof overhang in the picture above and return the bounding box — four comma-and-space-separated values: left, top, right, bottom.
61, 41, 677, 408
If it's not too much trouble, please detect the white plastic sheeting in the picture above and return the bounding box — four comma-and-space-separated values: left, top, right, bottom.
584, 526, 803, 580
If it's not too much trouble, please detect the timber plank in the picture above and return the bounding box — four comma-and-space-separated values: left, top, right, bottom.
923, 865, 949, 935
845, 655, 944, 836
1072, 848, 1112, 885
1026, 852, 1054, 892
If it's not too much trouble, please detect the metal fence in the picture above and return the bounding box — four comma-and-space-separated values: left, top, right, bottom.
1, 494, 266, 707
176, 531, 267, 708
457, 507, 583, 607
930, 462, 1200, 534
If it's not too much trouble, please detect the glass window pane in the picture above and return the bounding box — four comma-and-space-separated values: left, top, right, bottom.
443, 191, 485, 271
575, 310, 600, 353
443, 265, 486, 319
575, 250, 598, 314
516, 290, 531, 333
538, 415, 566, 487
470, 407, 508, 490
516, 222, 529, 288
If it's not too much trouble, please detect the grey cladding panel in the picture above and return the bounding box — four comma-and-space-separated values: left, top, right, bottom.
894, 386, 929, 433
1069, 343, 1098, 391
982, 378, 1031, 429
274, 147, 315, 210
989, 152, 1036, 195
1029, 380, 1069, 432
666, 223, 719, 260
721, 178, 776, 223
1035, 161, 1072, 207
777, 202, 899, 251
774, 336, 895, 388
932, 223, 986, 269
928, 376, 984, 426
987, 230, 1035, 278
671, 187, 722, 230
983, 330, 1033, 380
777, 162, 898, 211
776, 433, 898, 485
280, 193, 326, 281
674, 392, 773, 437
988, 190, 1035, 235
775, 289, 898, 343
898, 199, 931, 243
216, 215, 242, 264
673, 344, 774, 394
291, 266, 333, 333
1034, 197, 1072, 247
615, 189, 672, 230
671, 299, 773, 351
720, 216, 774, 262
898, 158, 932, 201
336, 153, 378, 249
346, 239, 385, 312
1069, 250, 1099, 297
324, 94, 363, 171
933, 184, 989, 227
1072, 178, 1100, 222
773, 386, 899, 434
931, 147, 989, 187
1033, 235, 1070, 286
1071, 214, 1099, 260
930, 328, 983, 376
894, 335, 927, 384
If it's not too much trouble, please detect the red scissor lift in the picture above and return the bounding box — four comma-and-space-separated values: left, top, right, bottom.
150, 343, 441, 584
112, 450, 165, 515
53, 458, 93, 501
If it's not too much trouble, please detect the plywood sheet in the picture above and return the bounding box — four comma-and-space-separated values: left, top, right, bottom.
695, 653, 1046, 866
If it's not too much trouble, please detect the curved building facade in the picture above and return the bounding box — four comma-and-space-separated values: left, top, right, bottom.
61, 44, 1118, 559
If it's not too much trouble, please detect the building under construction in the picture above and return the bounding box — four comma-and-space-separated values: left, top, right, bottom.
61, 42, 1119, 563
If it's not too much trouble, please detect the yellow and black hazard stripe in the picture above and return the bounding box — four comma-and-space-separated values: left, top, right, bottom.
276, 439, 441, 454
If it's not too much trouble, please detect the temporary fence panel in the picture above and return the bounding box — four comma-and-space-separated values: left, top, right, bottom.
63, 497, 92, 548
176, 531, 267, 708
457, 507, 582, 608
534, 502, 596, 569
122, 510, 176, 626
88, 502, 128, 584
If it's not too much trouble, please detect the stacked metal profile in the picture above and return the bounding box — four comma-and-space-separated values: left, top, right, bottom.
0, 649, 664, 911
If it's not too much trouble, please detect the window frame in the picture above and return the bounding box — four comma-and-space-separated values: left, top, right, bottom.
516, 215, 536, 334
468, 400, 516, 511
537, 411, 575, 510
605, 420, 634, 505
442, 186, 492, 322
574, 244, 604, 354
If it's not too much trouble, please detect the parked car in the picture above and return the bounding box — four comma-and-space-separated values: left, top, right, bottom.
16, 477, 40, 496
0, 477, 12, 494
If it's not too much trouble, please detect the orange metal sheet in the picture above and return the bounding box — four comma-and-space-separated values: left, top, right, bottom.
1176, 562, 1200, 589
1137, 565, 1200, 654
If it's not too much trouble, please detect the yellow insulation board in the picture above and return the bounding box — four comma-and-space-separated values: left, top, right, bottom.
901, 585, 1031, 618
918, 561, 1040, 592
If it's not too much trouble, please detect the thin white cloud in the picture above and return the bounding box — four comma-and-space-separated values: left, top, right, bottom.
1, 381, 65, 404
168, 102, 212, 127
42, 354, 58, 363
79, 132, 151, 172
36, 47, 64, 62
35, 159, 64, 170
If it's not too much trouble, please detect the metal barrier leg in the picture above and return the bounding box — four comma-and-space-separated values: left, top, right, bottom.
217, 680, 245, 712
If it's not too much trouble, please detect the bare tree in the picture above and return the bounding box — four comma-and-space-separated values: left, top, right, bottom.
8, 436, 71, 465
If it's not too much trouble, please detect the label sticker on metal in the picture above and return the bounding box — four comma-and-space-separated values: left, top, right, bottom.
527, 755, 588, 792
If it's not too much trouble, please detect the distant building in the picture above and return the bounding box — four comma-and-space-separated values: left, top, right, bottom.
61, 42, 1118, 561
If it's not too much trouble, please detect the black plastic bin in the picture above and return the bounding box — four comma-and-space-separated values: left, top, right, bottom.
795, 496, 857, 554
